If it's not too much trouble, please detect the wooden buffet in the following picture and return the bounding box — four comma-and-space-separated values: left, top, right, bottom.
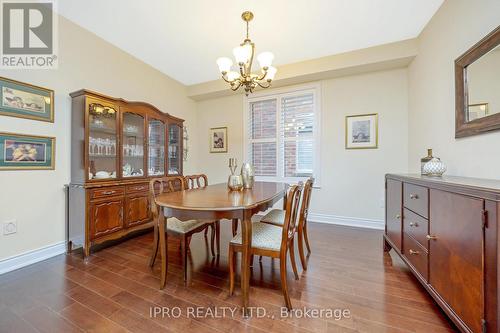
384, 174, 499, 333
67, 90, 184, 258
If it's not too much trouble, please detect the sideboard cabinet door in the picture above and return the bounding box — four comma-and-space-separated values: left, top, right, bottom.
386, 179, 403, 250
125, 195, 151, 227
90, 198, 124, 240
429, 189, 484, 333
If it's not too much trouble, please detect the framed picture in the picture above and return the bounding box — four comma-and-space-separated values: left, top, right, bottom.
0, 77, 54, 122
345, 113, 378, 149
209, 127, 228, 153
0, 132, 55, 170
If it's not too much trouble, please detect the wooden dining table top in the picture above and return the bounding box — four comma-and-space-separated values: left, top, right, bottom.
154, 181, 287, 211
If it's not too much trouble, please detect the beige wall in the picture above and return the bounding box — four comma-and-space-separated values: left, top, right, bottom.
0, 16, 198, 261
408, 0, 500, 176
196, 69, 409, 227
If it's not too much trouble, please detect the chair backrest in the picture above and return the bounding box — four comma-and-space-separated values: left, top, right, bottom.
297, 177, 314, 229
184, 174, 208, 190
281, 184, 303, 250
149, 176, 186, 221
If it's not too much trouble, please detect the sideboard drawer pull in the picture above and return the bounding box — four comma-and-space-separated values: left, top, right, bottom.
409, 249, 420, 255
410, 194, 419, 199
426, 235, 438, 240
409, 222, 419, 227
102, 191, 115, 195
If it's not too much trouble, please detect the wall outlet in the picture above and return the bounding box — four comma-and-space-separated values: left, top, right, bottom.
3, 220, 17, 235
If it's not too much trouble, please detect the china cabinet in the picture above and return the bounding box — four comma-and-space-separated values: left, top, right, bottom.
68, 89, 184, 258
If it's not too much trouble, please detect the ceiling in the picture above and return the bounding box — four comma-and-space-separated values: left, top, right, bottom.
57, 0, 443, 86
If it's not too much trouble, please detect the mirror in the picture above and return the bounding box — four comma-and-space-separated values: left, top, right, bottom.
455, 26, 500, 138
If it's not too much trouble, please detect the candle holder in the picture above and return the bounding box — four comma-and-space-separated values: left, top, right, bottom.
227, 158, 243, 191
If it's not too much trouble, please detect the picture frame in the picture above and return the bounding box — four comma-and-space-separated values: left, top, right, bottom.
0, 77, 54, 122
209, 127, 228, 153
0, 132, 55, 170
345, 113, 378, 149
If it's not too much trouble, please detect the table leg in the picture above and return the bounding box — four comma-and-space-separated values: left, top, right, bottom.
240, 212, 252, 316
159, 207, 168, 289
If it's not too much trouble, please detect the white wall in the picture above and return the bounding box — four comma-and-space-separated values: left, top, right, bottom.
0, 16, 198, 261
196, 69, 409, 226
408, 0, 500, 177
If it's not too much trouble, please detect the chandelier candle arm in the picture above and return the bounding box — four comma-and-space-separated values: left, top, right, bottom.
216, 11, 277, 95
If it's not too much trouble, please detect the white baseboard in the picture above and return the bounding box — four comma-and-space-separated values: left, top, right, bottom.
308, 213, 384, 230
0, 241, 66, 275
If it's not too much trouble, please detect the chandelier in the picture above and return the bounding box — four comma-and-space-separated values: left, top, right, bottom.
216, 11, 277, 95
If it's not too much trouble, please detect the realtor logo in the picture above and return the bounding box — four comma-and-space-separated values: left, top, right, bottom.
1, 0, 58, 68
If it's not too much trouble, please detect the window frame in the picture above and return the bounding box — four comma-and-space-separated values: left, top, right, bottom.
243, 83, 321, 186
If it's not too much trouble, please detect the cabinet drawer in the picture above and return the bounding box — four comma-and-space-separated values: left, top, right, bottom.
90, 186, 125, 199
126, 183, 149, 194
404, 183, 428, 218
403, 232, 428, 281
403, 208, 429, 250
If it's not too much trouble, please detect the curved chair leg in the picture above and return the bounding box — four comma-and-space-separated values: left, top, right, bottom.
204, 228, 209, 237
289, 238, 300, 280
210, 224, 216, 257
215, 221, 221, 255
297, 225, 307, 270
303, 222, 311, 255
228, 245, 235, 296
259, 256, 263, 262
149, 224, 159, 268
250, 254, 254, 267
280, 250, 292, 310
181, 235, 188, 283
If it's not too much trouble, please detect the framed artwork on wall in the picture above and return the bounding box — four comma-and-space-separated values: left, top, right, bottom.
345, 113, 378, 149
209, 127, 228, 153
0, 132, 55, 170
0, 77, 54, 122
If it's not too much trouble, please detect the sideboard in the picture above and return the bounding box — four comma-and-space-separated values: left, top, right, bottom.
384, 174, 499, 333
67, 89, 184, 259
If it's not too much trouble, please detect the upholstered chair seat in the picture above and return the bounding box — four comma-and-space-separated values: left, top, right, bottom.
167, 217, 207, 234
260, 209, 285, 226
230, 222, 282, 251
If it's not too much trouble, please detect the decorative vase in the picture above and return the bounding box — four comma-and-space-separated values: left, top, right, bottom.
227, 158, 243, 191
241, 163, 255, 189
420, 148, 433, 175
423, 157, 447, 177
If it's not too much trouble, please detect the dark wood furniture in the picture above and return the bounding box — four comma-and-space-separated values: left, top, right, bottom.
67, 89, 184, 259
260, 177, 314, 270
229, 184, 302, 310
153, 181, 287, 314
149, 176, 217, 282
384, 174, 500, 333
455, 25, 500, 138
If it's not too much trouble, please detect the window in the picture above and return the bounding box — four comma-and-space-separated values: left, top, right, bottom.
245, 85, 320, 183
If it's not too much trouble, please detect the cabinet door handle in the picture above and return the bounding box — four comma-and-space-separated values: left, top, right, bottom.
409, 222, 418, 227
426, 235, 438, 240
409, 194, 419, 199
409, 249, 420, 255
395, 214, 401, 220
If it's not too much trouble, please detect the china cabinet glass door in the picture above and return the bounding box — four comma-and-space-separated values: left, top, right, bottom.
122, 112, 145, 178
148, 119, 165, 176
168, 123, 182, 175
88, 103, 118, 180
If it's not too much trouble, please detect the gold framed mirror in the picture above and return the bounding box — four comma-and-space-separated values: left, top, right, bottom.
455, 26, 500, 138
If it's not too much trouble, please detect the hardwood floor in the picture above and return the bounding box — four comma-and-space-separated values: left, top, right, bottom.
0, 222, 457, 333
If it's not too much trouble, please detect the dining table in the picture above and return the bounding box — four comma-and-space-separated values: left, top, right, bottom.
153, 181, 287, 315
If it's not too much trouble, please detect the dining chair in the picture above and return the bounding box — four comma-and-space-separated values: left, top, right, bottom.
149, 176, 216, 282
228, 184, 302, 310
184, 174, 221, 255
259, 178, 314, 270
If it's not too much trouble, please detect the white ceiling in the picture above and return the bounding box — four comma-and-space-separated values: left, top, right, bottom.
57, 0, 443, 85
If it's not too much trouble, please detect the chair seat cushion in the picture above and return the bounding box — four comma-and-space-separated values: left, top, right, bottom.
166, 217, 206, 233
260, 209, 285, 226
230, 222, 282, 251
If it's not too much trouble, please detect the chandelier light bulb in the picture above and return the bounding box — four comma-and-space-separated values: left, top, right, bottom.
266, 66, 277, 81
226, 71, 240, 82
233, 44, 252, 65
216, 57, 233, 73
257, 52, 274, 69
